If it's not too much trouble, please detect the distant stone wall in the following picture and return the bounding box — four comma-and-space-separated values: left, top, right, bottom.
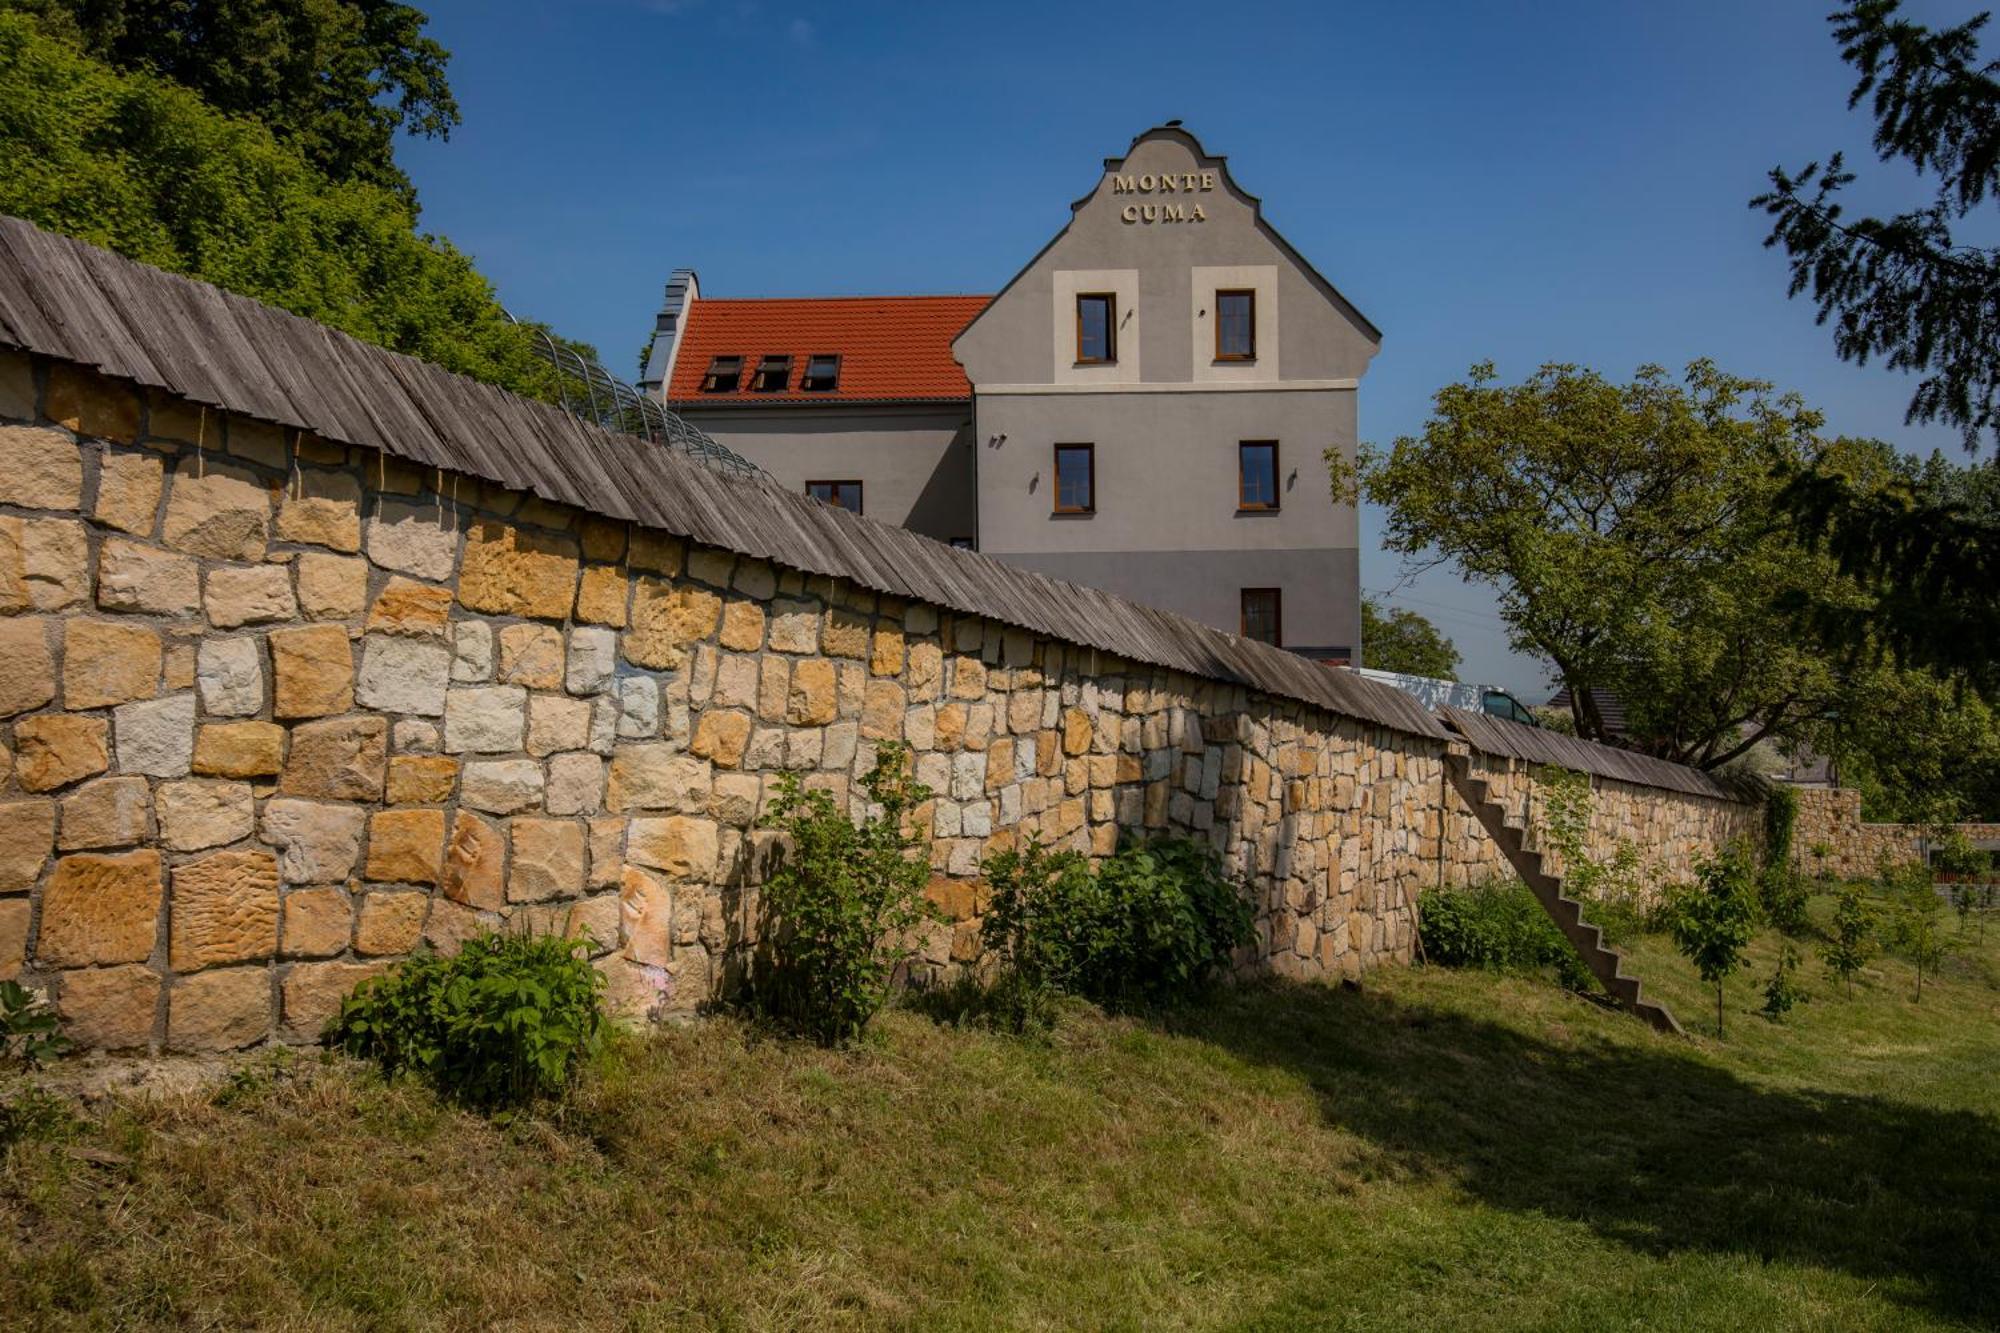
1791, 786, 2000, 879
0, 351, 1763, 1052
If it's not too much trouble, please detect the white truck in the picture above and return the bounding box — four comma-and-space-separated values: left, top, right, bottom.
1352, 667, 1540, 726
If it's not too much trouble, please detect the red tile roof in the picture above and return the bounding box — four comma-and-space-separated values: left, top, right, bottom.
666, 294, 990, 405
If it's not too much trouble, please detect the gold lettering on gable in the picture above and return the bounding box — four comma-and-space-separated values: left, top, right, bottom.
1108, 166, 1216, 223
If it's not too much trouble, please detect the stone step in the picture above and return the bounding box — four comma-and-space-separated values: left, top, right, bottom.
1442, 752, 1683, 1037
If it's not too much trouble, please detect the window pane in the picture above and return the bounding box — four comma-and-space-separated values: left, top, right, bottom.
803, 355, 839, 391
703, 356, 741, 392
1055, 446, 1093, 511
752, 356, 791, 391
1217, 290, 1254, 359
1242, 589, 1280, 645
1077, 295, 1113, 362
807, 481, 862, 513
1239, 442, 1277, 508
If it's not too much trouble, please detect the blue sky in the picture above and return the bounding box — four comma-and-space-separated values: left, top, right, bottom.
401, 0, 1973, 697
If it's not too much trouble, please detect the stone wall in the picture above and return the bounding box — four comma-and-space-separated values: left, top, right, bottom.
1791, 786, 2000, 879
0, 351, 1762, 1052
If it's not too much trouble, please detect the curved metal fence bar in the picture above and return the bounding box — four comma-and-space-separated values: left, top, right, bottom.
510, 315, 768, 480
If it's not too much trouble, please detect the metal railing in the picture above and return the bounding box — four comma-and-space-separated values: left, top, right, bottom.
511, 317, 768, 479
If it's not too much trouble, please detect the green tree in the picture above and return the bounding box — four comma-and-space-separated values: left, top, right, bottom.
1341, 359, 1882, 767
1823, 882, 1879, 997
1360, 597, 1461, 678
3, 0, 457, 202
1754, 3, 2000, 694
1667, 846, 1760, 1038
1884, 859, 1948, 1002
0, 14, 568, 402
1826, 658, 2000, 822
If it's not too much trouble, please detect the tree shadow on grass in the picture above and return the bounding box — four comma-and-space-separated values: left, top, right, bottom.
1161, 980, 2000, 1326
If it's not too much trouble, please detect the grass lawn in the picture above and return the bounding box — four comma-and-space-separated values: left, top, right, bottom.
3, 887, 1996, 1330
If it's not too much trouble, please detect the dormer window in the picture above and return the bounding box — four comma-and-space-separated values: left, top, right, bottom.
751, 355, 792, 392
801, 354, 840, 392
701, 355, 742, 392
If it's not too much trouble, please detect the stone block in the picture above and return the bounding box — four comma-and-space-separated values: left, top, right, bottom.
169, 849, 280, 970
276, 468, 362, 551
628, 530, 682, 575
0, 350, 25, 418
578, 516, 627, 563
690, 710, 752, 768
60, 965, 160, 1051
627, 815, 718, 881
863, 680, 905, 741
260, 798, 366, 883
281, 886, 351, 957
94, 451, 165, 535
508, 818, 585, 902
365, 808, 445, 885
365, 577, 453, 637
58, 776, 150, 850
15, 713, 109, 791
575, 564, 629, 627
787, 659, 838, 725
619, 865, 672, 966
0, 799, 55, 889
0, 516, 86, 614
0, 424, 83, 509
870, 627, 906, 676
392, 719, 439, 753
38, 849, 162, 966
281, 960, 389, 1039
607, 745, 711, 812
709, 772, 760, 826
295, 552, 368, 620
624, 578, 720, 669
193, 721, 285, 778
168, 967, 271, 1052
365, 497, 462, 581
46, 366, 139, 442
588, 815, 624, 888
444, 684, 527, 753
567, 626, 618, 695
113, 694, 195, 776
615, 674, 659, 737
713, 652, 758, 709
822, 607, 868, 659
546, 752, 605, 816
204, 563, 296, 628
64, 619, 157, 709
527, 694, 592, 757
94, 538, 199, 615
195, 637, 265, 717
386, 754, 457, 804
157, 779, 255, 851
460, 758, 544, 814
0, 898, 25, 981
450, 620, 493, 682
459, 519, 578, 619
269, 624, 354, 717
768, 599, 818, 653
162, 457, 271, 561
281, 715, 387, 800
442, 810, 505, 909
907, 641, 942, 699
355, 635, 451, 715
718, 599, 765, 652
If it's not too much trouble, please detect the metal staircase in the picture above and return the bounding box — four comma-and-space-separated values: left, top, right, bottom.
1444, 752, 1683, 1035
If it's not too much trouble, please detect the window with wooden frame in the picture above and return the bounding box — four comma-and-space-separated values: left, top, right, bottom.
701, 355, 742, 392
800, 354, 840, 392
1215, 289, 1256, 361
1075, 293, 1117, 364
1240, 587, 1282, 645
806, 480, 863, 513
750, 355, 792, 392
1237, 441, 1279, 511
1053, 444, 1095, 514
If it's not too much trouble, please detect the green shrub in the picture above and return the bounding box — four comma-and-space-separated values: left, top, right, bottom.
1822, 883, 1879, 997
1665, 844, 1758, 1038
1763, 785, 1799, 870
1419, 879, 1594, 991
1882, 857, 1948, 1002
980, 832, 1253, 1023
326, 930, 604, 1111
757, 743, 936, 1046
1762, 944, 1808, 1021
1, 979, 70, 1068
